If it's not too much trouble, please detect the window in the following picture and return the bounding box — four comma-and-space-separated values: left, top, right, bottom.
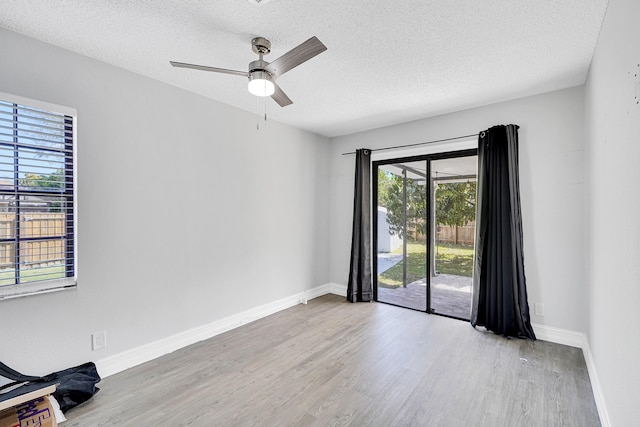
0, 92, 76, 299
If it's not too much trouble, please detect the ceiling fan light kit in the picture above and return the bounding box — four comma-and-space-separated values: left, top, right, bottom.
248, 71, 275, 96
170, 36, 326, 107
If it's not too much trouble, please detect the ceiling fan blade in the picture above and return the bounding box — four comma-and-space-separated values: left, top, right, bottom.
169, 61, 248, 77
271, 83, 293, 107
265, 36, 327, 77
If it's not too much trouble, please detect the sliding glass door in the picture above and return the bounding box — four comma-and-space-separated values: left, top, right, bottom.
373, 151, 477, 320
375, 160, 428, 311
429, 156, 477, 319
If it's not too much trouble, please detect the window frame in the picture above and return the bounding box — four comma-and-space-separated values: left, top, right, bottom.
0, 91, 77, 300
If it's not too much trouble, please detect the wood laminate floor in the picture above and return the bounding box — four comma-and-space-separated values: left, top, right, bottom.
65, 294, 600, 426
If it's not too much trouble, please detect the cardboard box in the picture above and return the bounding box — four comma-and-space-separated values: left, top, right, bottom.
0, 385, 58, 427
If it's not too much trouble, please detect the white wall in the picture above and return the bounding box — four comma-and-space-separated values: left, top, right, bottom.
585, 0, 640, 424
330, 86, 587, 333
0, 29, 330, 374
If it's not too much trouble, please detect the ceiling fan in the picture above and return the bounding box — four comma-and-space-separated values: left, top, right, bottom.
170, 36, 327, 107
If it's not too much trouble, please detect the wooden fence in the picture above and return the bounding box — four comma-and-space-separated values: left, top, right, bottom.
0, 213, 66, 269
437, 223, 475, 246
405, 221, 476, 246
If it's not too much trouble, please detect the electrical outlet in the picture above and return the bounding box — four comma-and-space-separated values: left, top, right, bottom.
92, 331, 107, 351
534, 303, 545, 317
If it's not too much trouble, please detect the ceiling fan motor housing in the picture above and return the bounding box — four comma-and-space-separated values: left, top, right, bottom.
249, 59, 270, 73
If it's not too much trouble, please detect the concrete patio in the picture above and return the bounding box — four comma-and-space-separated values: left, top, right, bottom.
377, 273, 472, 319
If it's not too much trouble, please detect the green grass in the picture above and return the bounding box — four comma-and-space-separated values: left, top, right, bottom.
378, 242, 473, 288
378, 242, 427, 288
0, 265, 65, 286
435, 244, 474, 277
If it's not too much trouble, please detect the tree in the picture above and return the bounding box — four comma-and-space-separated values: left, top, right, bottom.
378, 171, 476, 241
434, 181, 476, 227
21, 169, 64, 190
379, 170, 427, 240
20, 169, 65, 212
377, 169, 393, 208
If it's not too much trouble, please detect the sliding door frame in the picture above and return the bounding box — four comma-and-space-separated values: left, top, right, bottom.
372, 148, 477, 317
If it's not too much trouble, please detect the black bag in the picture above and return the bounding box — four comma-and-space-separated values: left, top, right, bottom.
0, 360, 101, 413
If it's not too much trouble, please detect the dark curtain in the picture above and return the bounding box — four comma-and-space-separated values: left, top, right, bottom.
471, 125, 535, 339
347, 148, 372, 302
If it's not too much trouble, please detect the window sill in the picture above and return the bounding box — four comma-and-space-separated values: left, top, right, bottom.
0, 278, 77, 301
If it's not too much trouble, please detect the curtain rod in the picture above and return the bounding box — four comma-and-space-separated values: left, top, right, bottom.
341, 133, 481, 156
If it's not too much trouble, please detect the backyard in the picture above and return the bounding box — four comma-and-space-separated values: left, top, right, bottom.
0, 265, 65, 286
378, 242, 473, 288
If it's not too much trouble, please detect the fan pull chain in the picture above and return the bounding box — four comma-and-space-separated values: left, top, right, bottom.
256, 95, 260, 130
256, 95, 268, 130
264, 95, 268, 123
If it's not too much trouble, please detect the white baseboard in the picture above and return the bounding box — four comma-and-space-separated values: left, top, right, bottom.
96, 283, 332, 378
327, 282, 347, 297
580, 335, 611, 427
531, 323, 584, 348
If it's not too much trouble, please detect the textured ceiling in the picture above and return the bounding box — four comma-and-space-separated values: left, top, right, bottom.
0, 0, 608, 137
